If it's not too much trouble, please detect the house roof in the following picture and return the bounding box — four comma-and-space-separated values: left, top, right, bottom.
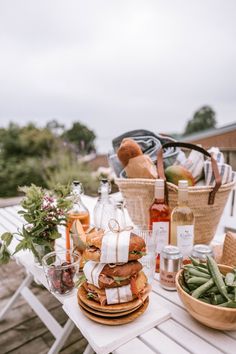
182, 121, 236, 141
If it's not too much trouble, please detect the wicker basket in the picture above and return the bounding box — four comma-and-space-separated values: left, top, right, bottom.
116, 142, 236, 245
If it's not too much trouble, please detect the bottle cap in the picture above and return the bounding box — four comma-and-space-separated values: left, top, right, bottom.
73, 180, 80, 186
178, 180, 188, 188
99, 178, 111, 193
72, 181, 84, 194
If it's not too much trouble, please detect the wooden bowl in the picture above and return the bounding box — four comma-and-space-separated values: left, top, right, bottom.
176, 264, 236, 330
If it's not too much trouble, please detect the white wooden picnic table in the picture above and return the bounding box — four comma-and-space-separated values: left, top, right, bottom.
0, 193, 236, 354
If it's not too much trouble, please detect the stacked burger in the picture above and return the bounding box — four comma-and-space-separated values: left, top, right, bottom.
77, 226, 150, 322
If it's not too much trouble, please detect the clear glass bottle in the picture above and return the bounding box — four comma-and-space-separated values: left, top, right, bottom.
114, 200, 126, 229
149, 179, 171, 272
171, 180, 195, 262
93, 178, 115, 230
66, 181, 90, 252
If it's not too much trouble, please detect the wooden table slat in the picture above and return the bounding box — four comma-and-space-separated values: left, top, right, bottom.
139, 327, 190, 354
159, 319, 223, 354
113, 337, 156, 354
152, 289, 236, 353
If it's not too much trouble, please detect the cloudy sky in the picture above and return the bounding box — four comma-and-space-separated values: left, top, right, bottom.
0, 0, 236, 152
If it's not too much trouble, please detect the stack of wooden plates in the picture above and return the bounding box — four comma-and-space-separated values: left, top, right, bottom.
77, 287, 149, 325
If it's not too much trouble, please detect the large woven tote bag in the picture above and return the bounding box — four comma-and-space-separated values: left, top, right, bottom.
116, 142, 235, 244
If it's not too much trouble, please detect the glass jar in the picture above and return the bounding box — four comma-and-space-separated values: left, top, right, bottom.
42, 250, 81, 295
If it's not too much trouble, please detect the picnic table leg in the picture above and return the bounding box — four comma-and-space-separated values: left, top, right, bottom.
0, 273, 33, 320
47, 318, 75, 354
83, 344, 95, 354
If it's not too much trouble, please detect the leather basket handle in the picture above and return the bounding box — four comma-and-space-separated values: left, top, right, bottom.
157, 142, 222, 205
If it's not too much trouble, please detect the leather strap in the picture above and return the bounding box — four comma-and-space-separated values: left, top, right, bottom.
157, 142, 222, 205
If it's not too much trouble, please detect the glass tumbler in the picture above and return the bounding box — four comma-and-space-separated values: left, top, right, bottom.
42, 250, 81, 295
133, 229, 157, 284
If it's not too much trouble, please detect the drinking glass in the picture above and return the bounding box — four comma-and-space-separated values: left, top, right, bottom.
133, 228, 157, 284
42, 250, 81, 295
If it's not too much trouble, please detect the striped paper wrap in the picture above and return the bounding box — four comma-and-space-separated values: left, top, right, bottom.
100, 230, 131, 263
105, 285, 133, 305
83, 261, 105, 288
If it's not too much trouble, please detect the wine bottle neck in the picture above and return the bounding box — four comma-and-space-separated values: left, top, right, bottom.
155, 187, 164, 201
178, 188, 188, 205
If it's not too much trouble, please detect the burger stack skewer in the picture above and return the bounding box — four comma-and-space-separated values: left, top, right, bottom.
77, 221, 151, 324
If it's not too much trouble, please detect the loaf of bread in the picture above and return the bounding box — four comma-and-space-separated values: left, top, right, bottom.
117, 138, 157, 179
117, 138, 143, 167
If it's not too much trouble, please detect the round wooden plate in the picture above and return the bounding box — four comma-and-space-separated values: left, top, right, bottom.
79, 297, 149, 325
77, 286, 147, 313
77, 294, 143, 317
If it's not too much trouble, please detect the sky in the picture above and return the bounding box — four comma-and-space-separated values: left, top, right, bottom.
0, 0, 236, 152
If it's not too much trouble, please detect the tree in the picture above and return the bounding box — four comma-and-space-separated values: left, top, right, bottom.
62, 122, 96, 154
0, 122, 59, 159
184, 106, 217, 136
0, 121, 97, 197
46, 119, 65, 136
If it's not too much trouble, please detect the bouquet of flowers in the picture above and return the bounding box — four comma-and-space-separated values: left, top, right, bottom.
0, 184, 72, 264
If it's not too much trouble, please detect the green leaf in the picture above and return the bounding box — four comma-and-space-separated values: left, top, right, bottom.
0, 243, 11, 264
12, 241, 26, 255
23, 214, 33, 223
48, 231, 61, 240
129, 250, 146, 256
1, 232, 13, 246
113, 276, 130, 284
87, 292, 95, 299
22, 226, 30, 238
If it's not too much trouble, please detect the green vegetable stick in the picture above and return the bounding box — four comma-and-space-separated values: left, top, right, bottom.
189, 257, 200, 266
188, 268, 211, 279
192, 278, 214, 299
205, 285, 219, 294
196, 266, 209, 274
187, 277, 209, 285
210, 293, 234, 305
207, 256, 230, 301
219, 301, 236, 308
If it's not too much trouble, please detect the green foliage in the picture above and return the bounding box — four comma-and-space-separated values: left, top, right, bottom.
0, 157, 47, 197
184, 106, 217, 136
0, 122, 58, 159
43, 149, 99, 196
0, 184, 73, 264
62, 121, 96, 154
0, 243, 11, 264
0, 120, 97, 197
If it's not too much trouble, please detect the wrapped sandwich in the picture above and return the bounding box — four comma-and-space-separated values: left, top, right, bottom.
83, 230, 146, 263
81, 270, 150, 305
82, 260, 143, 289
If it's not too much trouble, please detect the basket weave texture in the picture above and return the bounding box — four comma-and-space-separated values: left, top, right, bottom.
116, 178, 236, 245
221, 232, 236, 266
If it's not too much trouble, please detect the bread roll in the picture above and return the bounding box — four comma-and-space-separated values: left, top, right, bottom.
117, 138, 143, 167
